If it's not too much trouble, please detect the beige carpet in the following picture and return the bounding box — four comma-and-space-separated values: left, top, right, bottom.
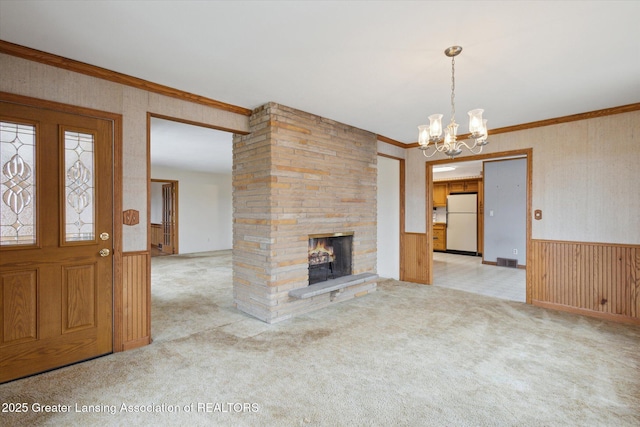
1, 250, 639, 426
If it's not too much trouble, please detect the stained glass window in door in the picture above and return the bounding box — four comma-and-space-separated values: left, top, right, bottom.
64, 130, 95, 242
1, 121, 36, 246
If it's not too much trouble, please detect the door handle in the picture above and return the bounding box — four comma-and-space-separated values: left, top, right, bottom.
99, 248, 110, 257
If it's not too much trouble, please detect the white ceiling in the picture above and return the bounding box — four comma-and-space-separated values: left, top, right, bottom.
1, 1, 639, 174
150, 117, 232, 174
432, 160, 483, 181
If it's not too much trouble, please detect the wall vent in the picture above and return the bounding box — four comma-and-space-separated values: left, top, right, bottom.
496, 257, 518, 268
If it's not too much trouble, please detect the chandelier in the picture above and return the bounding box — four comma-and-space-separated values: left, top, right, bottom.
418, 46, 488, 158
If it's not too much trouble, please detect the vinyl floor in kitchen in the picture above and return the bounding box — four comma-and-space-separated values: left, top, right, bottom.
432, 252, 526, 302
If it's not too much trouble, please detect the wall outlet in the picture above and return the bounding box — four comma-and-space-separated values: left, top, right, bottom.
513, 249, 518, 255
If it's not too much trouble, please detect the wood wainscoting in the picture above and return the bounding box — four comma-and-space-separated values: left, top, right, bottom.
151, 223, 163, 247
401, 233, 430, 284
530, 240, 640, 325
121, 251, 151, 350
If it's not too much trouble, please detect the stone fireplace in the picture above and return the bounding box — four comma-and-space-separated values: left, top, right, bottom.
232, 103, 378, 323
308, 232, 353, 285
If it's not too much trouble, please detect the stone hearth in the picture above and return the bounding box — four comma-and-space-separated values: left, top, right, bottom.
232, 103, 378, 323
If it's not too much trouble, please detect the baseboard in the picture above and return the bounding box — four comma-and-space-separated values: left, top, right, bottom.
482, 260, 526, 269
122, 336, 151, 351
445, 250, 479, 257
532, 300, 640, 326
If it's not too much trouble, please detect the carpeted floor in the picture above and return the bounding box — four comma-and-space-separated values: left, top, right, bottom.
1, 250, 639, 426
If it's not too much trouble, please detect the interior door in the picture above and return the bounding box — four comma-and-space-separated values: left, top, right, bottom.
0, 101, 113, 383
161, 183, 175, 254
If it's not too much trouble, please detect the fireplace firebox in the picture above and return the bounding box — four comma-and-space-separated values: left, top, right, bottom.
308, 232, 353, 285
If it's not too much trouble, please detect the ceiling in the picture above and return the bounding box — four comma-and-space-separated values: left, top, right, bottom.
1, 1, 639, 175
432, 160, 483, 181
150, 117, 232, 174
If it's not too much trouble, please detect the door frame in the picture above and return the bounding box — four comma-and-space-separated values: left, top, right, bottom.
426, 148, 532, 303
0, 92, 125, 352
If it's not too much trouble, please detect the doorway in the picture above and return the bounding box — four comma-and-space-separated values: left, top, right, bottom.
427, 149, 531, 303
149, 114, 233, 255
148, 113, 234, 341
1, 100, 114, 383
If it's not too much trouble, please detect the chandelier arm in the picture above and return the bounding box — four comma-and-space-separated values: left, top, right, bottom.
455, 139, 478, 151
434, 139, 447, 152
469, 144, 484, 155
421, 146, 439, 158
421, 138, 451, 157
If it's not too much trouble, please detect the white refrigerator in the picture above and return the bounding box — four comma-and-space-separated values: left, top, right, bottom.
446, 194, 477, 253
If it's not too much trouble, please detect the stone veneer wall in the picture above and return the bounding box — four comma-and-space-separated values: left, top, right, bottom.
233, 103, 378, 323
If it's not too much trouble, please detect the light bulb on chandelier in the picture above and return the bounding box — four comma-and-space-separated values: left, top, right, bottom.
418, 46, 489, 158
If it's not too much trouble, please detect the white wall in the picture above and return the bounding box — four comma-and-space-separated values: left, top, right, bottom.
377, 156, 400, 279
405, 150, 427, 233
151, 165, 232, 254
150, 182, 163, 224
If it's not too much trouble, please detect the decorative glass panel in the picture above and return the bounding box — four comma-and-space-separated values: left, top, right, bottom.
1, 122, 36, 246
65, 130, 95, 242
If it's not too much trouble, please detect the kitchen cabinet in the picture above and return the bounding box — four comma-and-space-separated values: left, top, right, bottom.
463, 180, 479, 192
433, 183, 448, 207
448, 179, 478, 193
433, 223, 446, 251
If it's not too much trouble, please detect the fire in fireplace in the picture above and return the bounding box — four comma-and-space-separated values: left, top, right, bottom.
309, 239, 335, 266
308, 232, 353, 285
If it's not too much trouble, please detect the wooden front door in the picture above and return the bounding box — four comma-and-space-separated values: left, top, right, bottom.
0, 101, 113, 383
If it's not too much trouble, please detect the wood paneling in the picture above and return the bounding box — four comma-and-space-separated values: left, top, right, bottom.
530, 240, 640, 324
122, 252, 150, 350
1, 270, 37, 346
151, 223, 163, 247
401, 233, 429, 284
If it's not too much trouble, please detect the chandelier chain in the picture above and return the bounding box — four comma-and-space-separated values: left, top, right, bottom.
450, 56, 456, 123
